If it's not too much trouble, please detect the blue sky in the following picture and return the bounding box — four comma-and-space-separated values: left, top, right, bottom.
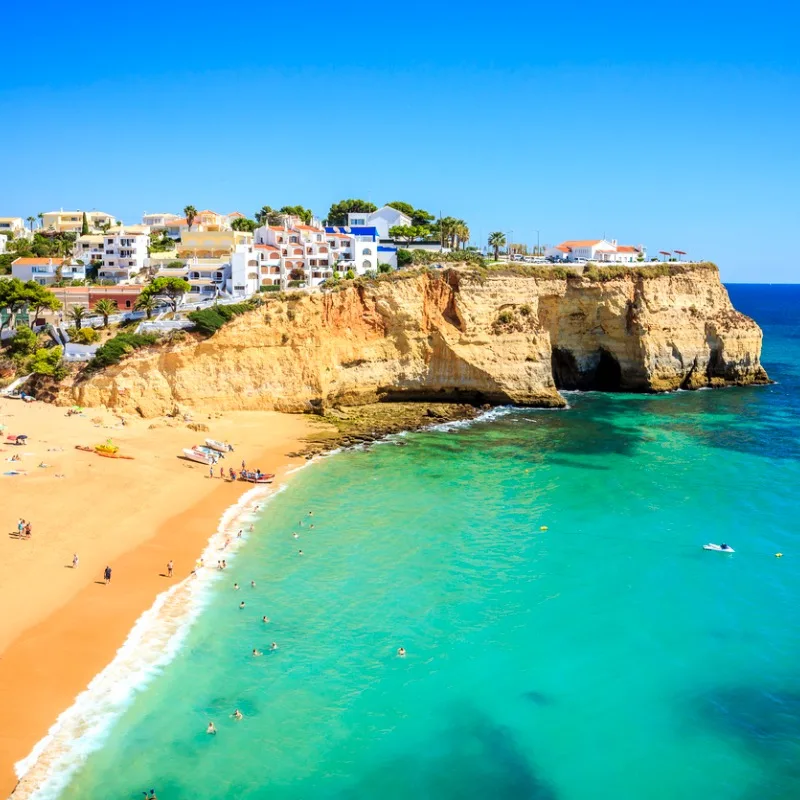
1, 0, 798, 282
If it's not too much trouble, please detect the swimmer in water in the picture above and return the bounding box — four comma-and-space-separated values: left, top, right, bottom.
397, 647, 406, 657
293, 532, 299, 539
262, 615, 269, 623
298, 550, 303, 556
308, 511, 313, 517
232, 709, 243, 720
253, 649, 262, 657
233, 583, 239, 590
206, 722, 216, 735
249, 524, 254, 532
270, 642, 278, 651
237, 529, 242, 538
250, 580, 256, 588
310, 524, 315, 529
239, 601, 246, 609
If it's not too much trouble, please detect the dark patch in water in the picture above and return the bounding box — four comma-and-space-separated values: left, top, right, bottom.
522, 690, 553, 706
335, 705, 558, 799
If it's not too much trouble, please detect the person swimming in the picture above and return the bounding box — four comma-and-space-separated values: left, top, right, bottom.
262, 615, 269, 623
298, 550, 303, 556
250, 581, 256, 588
232, 709, 243, 720
293, 532, 299, 539
397, 647, 406, 657
239, 601, 246, 609
253, 648, 262, 656
270, 642, 278, 651
206, 722, 216, 735
233, 583, 239, 590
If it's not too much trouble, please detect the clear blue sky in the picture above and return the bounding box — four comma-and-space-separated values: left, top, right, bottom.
1, 0, 798, 282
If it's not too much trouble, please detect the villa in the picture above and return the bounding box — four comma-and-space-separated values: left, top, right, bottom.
11, 257, 86, 286
178, 229, 252, 259
253, 220, 333, 288
325, 226, 382, 272
41, 210, 117, 233
142, 212, 182, 230
100, 229, 149, 283
0, 216, 27, 238
347, 205, 412, 239
546, 239, 645, 263
74, 234, 105, 264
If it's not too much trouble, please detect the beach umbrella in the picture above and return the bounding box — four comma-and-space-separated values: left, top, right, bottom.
659, 250, 672, 262
674, 249, 687, 261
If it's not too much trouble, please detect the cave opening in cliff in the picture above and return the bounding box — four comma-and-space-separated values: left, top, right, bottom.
550, 347, 623, 391
594, 348, 623, 391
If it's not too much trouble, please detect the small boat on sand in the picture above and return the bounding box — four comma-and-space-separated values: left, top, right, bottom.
205, 438, 234, 453
193, 445, 222, 460
703, 543, 735, 553
239, 471, 274, 484
182, 448, 216, 465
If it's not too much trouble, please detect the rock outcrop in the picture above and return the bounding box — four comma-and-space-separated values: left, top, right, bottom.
62, 264, 769, 416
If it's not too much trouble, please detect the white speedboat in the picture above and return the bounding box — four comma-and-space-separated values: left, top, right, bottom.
193, 445, 221, 460
182, 448, 215, 465
205, 438, 233, 453
703, 543, 735, 553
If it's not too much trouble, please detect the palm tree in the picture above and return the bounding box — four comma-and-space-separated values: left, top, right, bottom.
488, 232, 506, 262
134, 293, 158, 320
37, 212, 44, 230
67, 304, 88, 330
184, 205, 198, 230
454, 221, 470, 249
93, 298, 118, 328
26, 216, 35, 233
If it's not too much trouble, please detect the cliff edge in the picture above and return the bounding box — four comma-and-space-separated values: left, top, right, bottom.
63, 264, 769, 416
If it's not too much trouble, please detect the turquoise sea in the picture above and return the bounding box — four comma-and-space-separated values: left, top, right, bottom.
29, 285, 800, 799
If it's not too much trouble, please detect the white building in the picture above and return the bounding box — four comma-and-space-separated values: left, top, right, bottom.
74, 234, 105, 265
229, 246, 261, 298
253, 220, 334, 288
325, 227, 381, 273
142, 212, 182, 230
0, 217, 27, 238
546, 239, 645, 263
347, 205, 412, 239
11, 257, 86, 285
100, 230, 150, 283
0, 234, 6, 254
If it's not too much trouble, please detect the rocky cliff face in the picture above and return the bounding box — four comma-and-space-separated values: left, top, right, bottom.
63, 264, 769, 416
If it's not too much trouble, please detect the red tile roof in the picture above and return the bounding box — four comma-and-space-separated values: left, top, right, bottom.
12, 257, 66, 265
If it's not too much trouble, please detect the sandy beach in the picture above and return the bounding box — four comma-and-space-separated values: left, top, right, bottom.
0, 398, 319, 797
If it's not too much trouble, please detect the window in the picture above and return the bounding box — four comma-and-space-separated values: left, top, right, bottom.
363, 248, 372, 255
362, 260, 371, 270
125, 300, 131, 308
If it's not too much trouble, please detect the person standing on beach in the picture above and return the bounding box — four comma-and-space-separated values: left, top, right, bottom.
72, 553, 79, 569
167, 560, 174, 577
17, 519, 24, 538
104, 565, 112, 584
24, 522, 31, 539
209, 466, 214, 479
220, 466, 225, 479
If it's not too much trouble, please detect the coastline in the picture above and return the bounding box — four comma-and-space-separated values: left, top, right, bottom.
0, 401, 319, 798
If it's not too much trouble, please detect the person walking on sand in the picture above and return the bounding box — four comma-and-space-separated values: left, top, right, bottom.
72, 553, 79, 569
104, 565, 112, 584
220, 466, 225, 479
24, 522, 31, 539
167, 560, 174, 578
17, 519, 24, 538
209, 466, 214, 479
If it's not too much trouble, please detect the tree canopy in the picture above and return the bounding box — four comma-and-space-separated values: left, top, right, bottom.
184, 205, 198, 230
139, 276, 190, 313
326, 199, 377, 226
231, 217, 258, 233
0, 278, 61, 331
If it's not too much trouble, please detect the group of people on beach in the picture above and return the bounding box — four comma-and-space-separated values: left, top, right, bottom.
16, 518, 32, 539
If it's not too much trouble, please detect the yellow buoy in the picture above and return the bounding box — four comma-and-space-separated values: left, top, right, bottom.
540, 526, 548, 531
775, 553, 783, 558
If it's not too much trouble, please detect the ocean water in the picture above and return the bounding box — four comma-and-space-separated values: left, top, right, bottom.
23, 285, 800, 800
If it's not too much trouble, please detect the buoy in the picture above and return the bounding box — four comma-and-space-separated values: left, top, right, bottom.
540, 526, 548, 531
775, 553, 783, 558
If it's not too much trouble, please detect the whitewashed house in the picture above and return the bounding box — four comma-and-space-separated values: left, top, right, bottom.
325, 226, 381, 273
100, 229, 150, 283
253, 219, 333, 288
74, 234, 105, 265
546, 239, 645, 263
347, 205, 412, 239
11, 257, 86, 285
142, 212, 182, 230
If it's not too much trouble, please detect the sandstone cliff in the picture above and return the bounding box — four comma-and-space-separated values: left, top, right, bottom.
63, 264, 769, 416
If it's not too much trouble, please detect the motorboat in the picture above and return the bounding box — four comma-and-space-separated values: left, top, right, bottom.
182, 448, 216, 465
193, 445, 222, 460
205, 438, 234, 453
703, 543, 735, 553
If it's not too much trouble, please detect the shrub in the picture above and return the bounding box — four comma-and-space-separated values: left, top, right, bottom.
259, 284, 281, 293
71, 327, 100, 345
7, 326, 37, 356
519, 304, 532, 317
30, 346, 67, 379
345, 269, 356, 280
89, 332, 159, 370
186, 302, 253, 337
396, 249, 413, 268
496, 310, 515, 325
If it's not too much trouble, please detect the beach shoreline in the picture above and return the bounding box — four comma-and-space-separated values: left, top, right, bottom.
0, 400, 319, 798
